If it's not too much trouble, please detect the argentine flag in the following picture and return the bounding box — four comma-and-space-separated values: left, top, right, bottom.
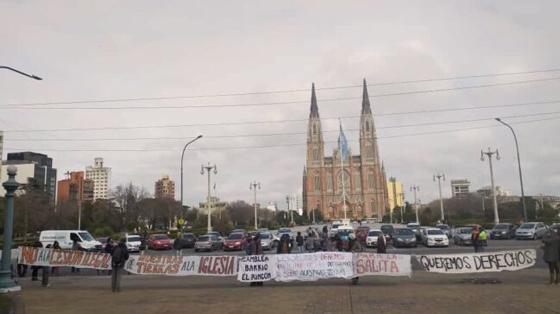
338, 122, 349, 160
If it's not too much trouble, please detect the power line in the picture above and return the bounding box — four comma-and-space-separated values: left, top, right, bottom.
2, 77, 560, 110
3, 68, 560, 107
4, 115, 558, 152
3, 99, 559, 134
6, 110, 560, 142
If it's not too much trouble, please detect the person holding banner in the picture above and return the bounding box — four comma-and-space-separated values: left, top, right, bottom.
277, 234, 292, 254
111, 238, 130, 292
347, 233, 363, 285
541, 229, 560, 285
377, 233, 387, 254
247, 233, 264, 287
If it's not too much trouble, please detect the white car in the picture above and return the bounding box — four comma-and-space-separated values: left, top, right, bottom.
126, 234, 142, 252
366, 229, 383, 248
421, 228, 449, 247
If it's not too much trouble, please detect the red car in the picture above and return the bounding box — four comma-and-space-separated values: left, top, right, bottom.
223, 233, 245, 251
148, 234, 173, 250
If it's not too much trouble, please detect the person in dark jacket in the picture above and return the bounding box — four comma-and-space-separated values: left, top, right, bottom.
31, 241, 43, 281
111, 238, 130, 292
542, 229, 560, 284
173, 234, 183, 256
347, 234, 363, 285
248, 233, 264, 287
99, 238, 114, 276
333, 234, 343, 252
377, 233, 387, 253
51, 241, 61, 276
71, 237, 82, 274
277, 234, 292, 254
296, 232, 304, 253
42, 244, 51, 287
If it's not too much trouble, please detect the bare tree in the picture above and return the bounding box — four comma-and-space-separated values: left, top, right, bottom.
111, 183, 149, 231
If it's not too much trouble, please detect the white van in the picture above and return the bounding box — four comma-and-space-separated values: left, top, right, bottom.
39, 230, 102, 251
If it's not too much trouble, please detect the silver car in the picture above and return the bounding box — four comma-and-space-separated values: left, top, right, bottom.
194, 235, 221, 252
260, 232, 275, 250
453, 227, 473, 246
515, 222, 548, 240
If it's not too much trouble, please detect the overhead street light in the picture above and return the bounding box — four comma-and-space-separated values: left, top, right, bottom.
180, 135, 203, 230
0, 66, 42, 80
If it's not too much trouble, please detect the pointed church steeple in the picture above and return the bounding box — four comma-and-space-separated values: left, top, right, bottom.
361, 79, 372, 115
310, 83, 319, 118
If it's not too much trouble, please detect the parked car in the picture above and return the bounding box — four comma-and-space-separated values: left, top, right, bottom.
148, 234, 173, 250
126, 234, 142, 252
406, 223, 422, 242
453, 227, 473, 246
209, 231, 224, 247
515, 222, 548, 240
223, 232, 245, 251
257, 228, 269, 233
355, 226, 371, 243
421, 228, 449, 247
550, 224, 560, 233
331, 223, 343, 235
177, 233, 197, 248
491, 223, 517, 239
194, 235, 222, 252
392, 228, 417, 248
230, 229, 247, 235
366, 229, 383, 248
277, 227, 293, 241
260, 232, 276, 250
380, 225, 395, 241
435, 224, 451, 238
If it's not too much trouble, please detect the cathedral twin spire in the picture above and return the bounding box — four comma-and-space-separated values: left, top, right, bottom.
308, 79, 372, 120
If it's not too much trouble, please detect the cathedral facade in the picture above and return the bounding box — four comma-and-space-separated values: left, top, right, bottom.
303, 80, 389, 220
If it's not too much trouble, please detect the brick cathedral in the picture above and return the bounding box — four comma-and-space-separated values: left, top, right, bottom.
303, 80, 389, 220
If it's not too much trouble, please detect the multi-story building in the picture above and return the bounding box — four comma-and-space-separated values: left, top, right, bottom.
155, 175, 175, 199
85, 158, 111, 201
5, 151, 57, 201
303, 80, 389, 219
57, 171, 95, 203
387, 178, 404, 212
451, 179, 470, 199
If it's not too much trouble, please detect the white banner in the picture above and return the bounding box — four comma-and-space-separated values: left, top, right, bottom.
125, 254, 238, 276
353, 253, 412, 277
275, 252, 354, 282
415, 249, 537, 274
18, 247, 111, 270
237, 255, 276, 282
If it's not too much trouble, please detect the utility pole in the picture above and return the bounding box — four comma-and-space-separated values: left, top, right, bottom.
481, 148, 500, 225
201, 163, 217, 234
250, 181, 261, 230
433, 173, 446, 222
410, 185, 420, 223
398, 191, 405, 223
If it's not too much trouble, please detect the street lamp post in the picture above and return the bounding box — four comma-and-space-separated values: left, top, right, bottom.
410, 185, 420, 223
495, 118, 528, 222
0, 166, 20, 292
250, 181, 261, 230
0, 66, 42, 80
201, 163, 217, 234
433, 173, 446, 222
481, 148, 501, 225
180, 135, 202, 230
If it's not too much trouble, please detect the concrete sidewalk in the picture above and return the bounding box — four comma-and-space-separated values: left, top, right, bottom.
7, 268, 560, 314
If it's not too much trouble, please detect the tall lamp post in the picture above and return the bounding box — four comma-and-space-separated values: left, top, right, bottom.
495, 118, 528, 222
180, 135, 202, 230
433, 173, 446, 222
201, 163, 217, 234
0, 166, 20, 292
0, 66, 42, 80
250, 181, 261, 230
481, 148, 501, 225
410, 185, 420, 223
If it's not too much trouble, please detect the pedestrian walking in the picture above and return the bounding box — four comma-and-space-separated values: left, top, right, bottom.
249, 233, 264, 287
347, 233, 363, 285
42, 244, 51, 287
173, 234, 183, 256
31, 240, 43, 281
51, 241, 61, 276
377, 233, 387, 254
111, 238, 130, 292
71, 236, 82, 274
296, 232, 304, 253
478, 227, 488, 252
542, 229, 560, 285
277, 234, 292, 254
472, 226, 480, 253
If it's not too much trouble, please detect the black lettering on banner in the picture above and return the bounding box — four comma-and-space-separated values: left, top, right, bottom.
419, 256, 431, 271
463, 256, 472, 269
517, 251, 526, 264
503, 253, 513, 267
523, 250, 533, 264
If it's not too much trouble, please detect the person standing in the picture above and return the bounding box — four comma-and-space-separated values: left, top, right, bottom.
31, 241, 43, 281
173, 234, 183, 256
249, 233, 264, 287
42, 244, 51, 287
71, 237, 82, 274
347, 234, 363, 285
99, 238, 114, 276
277, 234, 292, 254
542, 229, 560, 285
377, 233, 387, 254
111, 238, 130, 292
478, 227, 488, 253
333, 234, 343, 252
296, 232, 304, 253
51, 241, 61, 276
472, 226, 480, 253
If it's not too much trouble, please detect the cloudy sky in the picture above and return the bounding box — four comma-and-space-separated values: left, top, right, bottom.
1, 1, 559, 210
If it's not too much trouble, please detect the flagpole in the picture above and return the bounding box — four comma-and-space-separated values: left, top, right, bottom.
339, 120, 347, 219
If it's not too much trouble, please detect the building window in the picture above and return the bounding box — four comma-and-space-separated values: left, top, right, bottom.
338, 171, 350, 193
366, 122, 370, 132
355, 172, 361, 191
313, 148, 319, 162
313, 124, 317, 135
366, 142, 374, 160
314, 174, 321, 192
326, 173, 333, 192
368, 171, 375, 191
